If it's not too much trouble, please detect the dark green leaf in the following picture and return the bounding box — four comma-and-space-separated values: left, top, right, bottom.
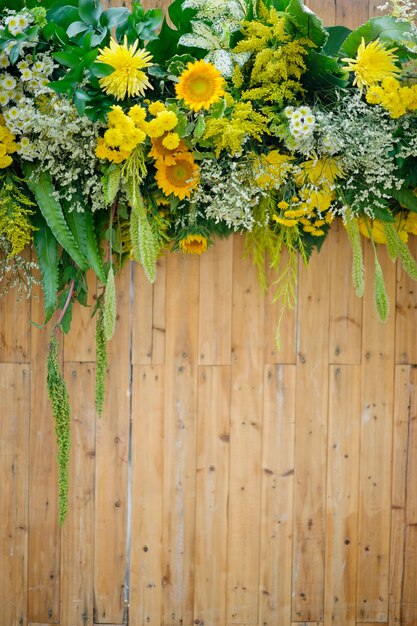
32, 218, 59, 324
285, 0, 328, 48
100, 6, 130, 29
85, 210, 107, 284
53, 49, 82, 68
341, 16, 415, 58
303, 49, 349, 89
23, 165, 89, 271
323, 25, 351, 56
390, 186, 417, 213
79, 0, 103, 27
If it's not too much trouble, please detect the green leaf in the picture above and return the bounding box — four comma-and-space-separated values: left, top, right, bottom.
48, 79, 74, 96
66, 20, 89, 38
23, 165, 89, 271
85, 211, 107, 284
90, 62, 114, 78
79, 0, 103, 27
100, 6, 130, 29
323, 25, 351, 56
285, 0, 328, 48
63, 204, 88, 257
194, 115, 206, 139
48, 5, 79, 29
73, 88, 92, 116
53, 49, 82, 68
147, 19, 180, 63
341, 16, 415, 58
303, 49, 349, 89
33, 219, 59, 324
42, 22, 70, 47
389, 186, 417, 212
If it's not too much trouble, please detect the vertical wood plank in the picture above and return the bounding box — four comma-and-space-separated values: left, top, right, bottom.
0, 283, 30, 362
194, 365, 231, 626
94, 264, 131, 623
388, 366, 411, 626
198, 237, 233, 366
264, 253, 297, 365
259, 364, 296, 626
130, 365, 165, 626
325, 365, 361, 626
60, 363, 96, 626
28, 290, 60, 624
132, 255, 166, 366
161, 251, 199, 626
335, 0, 369, 27
306, 0, 336, 24
395, 236, 417, 364
0, 364, 29, 626
329, 221, 362, 365
356, 241, 395, 622
402, 366, 417, 626
63, 271, 97, 363
226, 234, 264, 624
292, 238, 331, 622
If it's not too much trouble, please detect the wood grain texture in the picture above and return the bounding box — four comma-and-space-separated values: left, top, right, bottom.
129, 365, 165, 626
226, 234, 264, 624
395, 236, 417, 364
0, 364, 29, 626
63, 271, 97, 363
194, 366, 231, 626
28, 290, 60, 624
325, 365, 361, 626
356, 242, 396, 622
259, 365, 296, 626
94, 265, 131, 624
0, 278, 30, 362
329, 221, 362, 365
60, 363, 96, 626
198, 237, 233, 366
292, 238, 331, 622
132, 255, 167, 365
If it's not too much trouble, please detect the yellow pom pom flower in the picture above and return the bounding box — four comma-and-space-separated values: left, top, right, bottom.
155, 152, 199, 199
342, 37, 400, 93
97, 36, 153, 100
179, 234, 208, 255
148, 101, 166, 115
175, 59, 225, 112
162, 132, 181, 150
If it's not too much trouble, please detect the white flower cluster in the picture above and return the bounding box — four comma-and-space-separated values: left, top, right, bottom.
3, 94, 104, 213
285, 105, 316, 139
188, 158, 262, 231
3, 11, 32, 36
319, 93, 402, 217
0, 52, 55, 107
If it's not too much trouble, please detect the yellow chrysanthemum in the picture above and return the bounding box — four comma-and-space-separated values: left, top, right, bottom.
255, 150, 295, 189
179, 234, 208, 254
175, 59, 225, 112
97, 36, 153, 100
162, 132, 181, 150
149, 134, 187, 165
155, 152, 199, 199
342, 37, 400, 93
148, 101, 166, 115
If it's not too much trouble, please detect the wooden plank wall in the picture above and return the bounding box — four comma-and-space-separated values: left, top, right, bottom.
2, 1, 417, 625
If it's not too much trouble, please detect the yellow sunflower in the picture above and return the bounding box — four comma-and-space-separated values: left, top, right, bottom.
175, 60, 225, 112
179, 234, 208, 254
155, 152, 199, 199
97, 36, 153, 100
149, 134, 187, 165
342, 37, 400, 93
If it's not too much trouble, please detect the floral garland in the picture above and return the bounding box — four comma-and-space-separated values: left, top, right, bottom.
2, 0, 417, 521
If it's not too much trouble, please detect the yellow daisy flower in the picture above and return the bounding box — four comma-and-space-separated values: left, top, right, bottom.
342, 37, 400, 93
175, 59, 225, 112
162, 132, 181, 150
97, 36, 153, 100
155, 152, 199, 199
179, 234, 208, 255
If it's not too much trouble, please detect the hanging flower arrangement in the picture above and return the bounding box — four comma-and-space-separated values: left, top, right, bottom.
1, 0, 417, 521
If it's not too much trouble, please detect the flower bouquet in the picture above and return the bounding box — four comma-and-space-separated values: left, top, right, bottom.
1, 0, 417, 521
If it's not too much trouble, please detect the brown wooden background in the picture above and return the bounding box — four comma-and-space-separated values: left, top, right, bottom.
2, 0, 417, 625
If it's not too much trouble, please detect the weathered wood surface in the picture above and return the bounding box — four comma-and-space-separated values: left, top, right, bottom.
2, 0, 417, 625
